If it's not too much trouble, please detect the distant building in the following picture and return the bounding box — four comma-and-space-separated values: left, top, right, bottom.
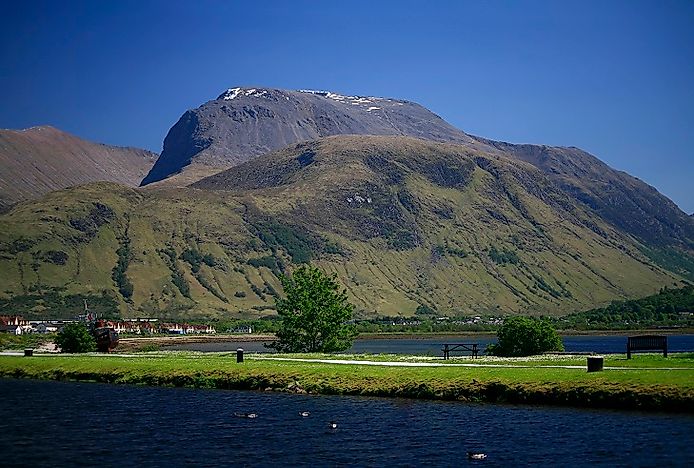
0, 316, 31, 335
160, 323, 185, 335
160, 322, 215, 334
231, 325, 253, 334
33, 322, 62, 334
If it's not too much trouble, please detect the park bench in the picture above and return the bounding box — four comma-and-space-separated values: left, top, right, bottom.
627, 335, 667, 359
441, 343, 479, 360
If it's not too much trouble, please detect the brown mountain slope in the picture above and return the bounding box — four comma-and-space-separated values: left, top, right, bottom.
0, 126, 157, 210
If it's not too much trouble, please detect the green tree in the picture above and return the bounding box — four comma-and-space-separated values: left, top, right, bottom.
487, 316, 563, 356
55, 322, 96, 353
271, 265, 356, 352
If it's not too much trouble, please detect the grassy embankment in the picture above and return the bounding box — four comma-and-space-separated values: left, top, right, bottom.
0, 333, 56, 351
1, 352, 692, 412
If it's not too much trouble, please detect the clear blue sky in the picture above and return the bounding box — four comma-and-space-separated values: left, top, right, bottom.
1, 0, 692, 212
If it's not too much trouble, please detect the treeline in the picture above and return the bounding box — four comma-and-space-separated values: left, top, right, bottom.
214, 286, 694, 334
555, 285, 694, 330
211, 316, 496, 335
354, 318, 497, 334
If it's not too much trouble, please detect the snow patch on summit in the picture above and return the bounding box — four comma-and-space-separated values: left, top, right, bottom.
298, 89, 385, 107
222, 87, 273, 100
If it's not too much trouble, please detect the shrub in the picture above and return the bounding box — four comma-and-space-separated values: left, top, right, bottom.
486, 316, 563, 356
415, 304, 436, 315
55, 322, 96, 353
489, 246, 519, 265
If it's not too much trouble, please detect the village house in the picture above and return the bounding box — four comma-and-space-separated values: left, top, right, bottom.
160, 323, 185, 334
188, 324, 216, 334
31, 321, 63, 334
160, 323, 215, 334
230, 324, 253, 334
0, 316, 32, 335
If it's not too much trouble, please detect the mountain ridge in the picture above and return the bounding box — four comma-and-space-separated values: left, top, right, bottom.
0, 125, 157, 210
140, 86, 482, 185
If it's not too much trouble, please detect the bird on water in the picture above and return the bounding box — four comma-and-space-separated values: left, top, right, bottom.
234, 412, 258, 419
299, 411, 310, 417
467, 452, 487, 460
329, 421, 338, 429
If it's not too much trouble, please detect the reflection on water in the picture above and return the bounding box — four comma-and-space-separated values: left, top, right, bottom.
0, 379, 692, 467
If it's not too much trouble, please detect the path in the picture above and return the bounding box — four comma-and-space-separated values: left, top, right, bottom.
253, 356, 694, 371
2, 352, 691, 370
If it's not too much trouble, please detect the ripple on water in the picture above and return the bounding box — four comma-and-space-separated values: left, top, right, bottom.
0, 379, 692, 467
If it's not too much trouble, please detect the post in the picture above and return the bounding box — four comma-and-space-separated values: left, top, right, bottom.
587, 356, 604, 372
236, 348, 244, 363
24, 348, 33, 357
443, 344, 449, 360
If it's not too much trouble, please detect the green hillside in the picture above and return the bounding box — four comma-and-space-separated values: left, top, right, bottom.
0, 136, 685, 320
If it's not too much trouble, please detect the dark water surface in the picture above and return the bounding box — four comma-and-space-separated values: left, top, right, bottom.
166, 334, 694, 355
0, 379, 692, 467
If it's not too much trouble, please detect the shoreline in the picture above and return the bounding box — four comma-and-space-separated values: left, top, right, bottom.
118, 328, 694, 346
1, 353, 692, 413
358, 329, 694, 339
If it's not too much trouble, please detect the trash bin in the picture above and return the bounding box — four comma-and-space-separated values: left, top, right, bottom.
24, 348, 33, 357
587, 355, 603, 372
237, 348, 244, 363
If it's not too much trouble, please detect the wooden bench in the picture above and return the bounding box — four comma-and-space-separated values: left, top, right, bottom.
627, 335, 667, 359
442, 343, 479, 360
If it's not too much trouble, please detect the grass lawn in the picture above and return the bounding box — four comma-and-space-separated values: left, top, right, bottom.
0, 351, 692, 412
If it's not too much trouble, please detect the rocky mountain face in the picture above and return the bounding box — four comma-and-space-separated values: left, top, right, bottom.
0, 126, 157, 210
141, 87, 480, 185
0, 136, 683, 320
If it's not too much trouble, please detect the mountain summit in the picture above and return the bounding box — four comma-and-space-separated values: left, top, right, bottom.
140, 87, 477, 185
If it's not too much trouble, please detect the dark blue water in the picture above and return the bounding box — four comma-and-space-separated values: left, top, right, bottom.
166, 334, 694, 355
0, 379, 692, 467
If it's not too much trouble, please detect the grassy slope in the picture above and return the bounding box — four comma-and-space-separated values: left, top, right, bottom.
1, 353, 692, 412
0, 136, 685, 320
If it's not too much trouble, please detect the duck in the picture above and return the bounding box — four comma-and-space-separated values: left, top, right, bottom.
299, 411, 311, 417
234, 412, 258, 419
467, 452, 487, 460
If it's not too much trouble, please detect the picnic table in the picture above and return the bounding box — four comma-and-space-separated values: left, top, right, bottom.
441, 343, 479, 359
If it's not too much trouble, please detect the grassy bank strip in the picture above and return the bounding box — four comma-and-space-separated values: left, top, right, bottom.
1, 353, 693, 413
266, 352, 694, 369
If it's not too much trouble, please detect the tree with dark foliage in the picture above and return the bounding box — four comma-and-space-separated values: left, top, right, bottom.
271, 265, 356, 353
56, 322, 96, 353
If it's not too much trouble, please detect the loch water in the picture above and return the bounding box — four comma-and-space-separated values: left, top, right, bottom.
164, 334, 694, 355
1, 378, 693, 467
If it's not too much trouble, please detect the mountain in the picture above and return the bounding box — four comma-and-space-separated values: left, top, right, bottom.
0, 136, 683, 320
0, 126, 157, 210
140, 87, 480, 185
1, 88, 691, 320
472, 138, 694, 278
143, 87, 693, 278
